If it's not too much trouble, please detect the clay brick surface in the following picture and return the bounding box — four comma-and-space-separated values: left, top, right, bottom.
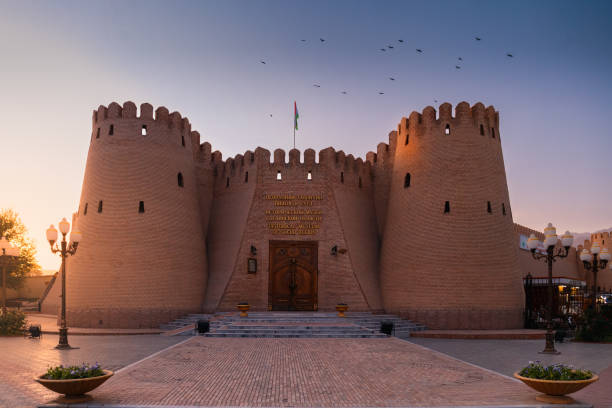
48, 101, 559, 329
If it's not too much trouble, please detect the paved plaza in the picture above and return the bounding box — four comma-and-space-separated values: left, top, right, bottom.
0, 333, 185, 408
406, 338, 612, 408
2, 332, 611, 408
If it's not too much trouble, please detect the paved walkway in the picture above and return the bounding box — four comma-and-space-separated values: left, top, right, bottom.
41, 337, 589, 407
0, 333, 185, 408
407, 338, 612, 408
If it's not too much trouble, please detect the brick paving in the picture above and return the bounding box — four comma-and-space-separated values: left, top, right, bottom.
56, 337, 565, 407
0, 334, 185, 408
407, 338, 612, 408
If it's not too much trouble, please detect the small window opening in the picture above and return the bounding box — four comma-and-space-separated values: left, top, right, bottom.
358, 177, 362, 188
277, 170, 282, 180
340, 172, 344, 183
181, 135, 185, 147
445, 124, 450, 135
444, 201, 450, 213
226, 177, 229, 187
487, 201, 492, 213
307, 170, 312, 180
404, 173, 411, 188
491, 128, 496, 138
98, 200, 103, 213
480, 124, 484, 135
141, 125, 147, 136
178, 172, 184, 187
138, 201, 145, 213
84, 203, 88, 215
244, 172, 249, 183
405, 133, 409, 145
109, 124, 114, 135
502, 203, 506, 216
96, 128, 100, 139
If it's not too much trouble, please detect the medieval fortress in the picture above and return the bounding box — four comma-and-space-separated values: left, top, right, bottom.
54, 100, 526, 329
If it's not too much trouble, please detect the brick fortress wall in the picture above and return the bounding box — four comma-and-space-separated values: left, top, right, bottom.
57, 100, 525, 328
65, 102, 208, 328
379, 102, 524, 329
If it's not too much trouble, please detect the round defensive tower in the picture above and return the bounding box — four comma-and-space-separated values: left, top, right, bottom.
66, 101, 208, 328
379, 102, 524, 329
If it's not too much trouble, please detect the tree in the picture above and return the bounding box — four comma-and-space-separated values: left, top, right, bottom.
0, 209, 40, 289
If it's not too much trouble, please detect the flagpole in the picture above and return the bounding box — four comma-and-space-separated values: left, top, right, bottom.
293, 126, 295, 149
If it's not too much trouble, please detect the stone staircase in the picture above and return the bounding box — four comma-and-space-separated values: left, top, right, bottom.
160, 312, 425, 338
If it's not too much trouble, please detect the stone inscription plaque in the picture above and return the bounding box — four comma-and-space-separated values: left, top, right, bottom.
264, 194, 323, 235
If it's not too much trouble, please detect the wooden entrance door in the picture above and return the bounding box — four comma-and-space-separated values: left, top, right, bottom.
269, 241, 318, 311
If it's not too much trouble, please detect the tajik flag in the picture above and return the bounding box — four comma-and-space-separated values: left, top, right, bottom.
294, 101, 299, 130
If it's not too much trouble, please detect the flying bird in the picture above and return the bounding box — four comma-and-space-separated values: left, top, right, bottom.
506, 53, 514, 58
455, 65, 461, 69
341, 91, 347, 94
320, 38, 325, 42
416, 49, 423, 53
269, 114, 273, 117
398, 39, 404, 43
434, 99, 438, 103
389, 77, 395, 81
475, 37, 481, 41
378, 92, 385, 95
387, 45, 394, 49
458, 57, 463, 61
380, 48, 386, 52
260, 60, 266, 64
301, 39, 306, 42
313, 84, 321, 88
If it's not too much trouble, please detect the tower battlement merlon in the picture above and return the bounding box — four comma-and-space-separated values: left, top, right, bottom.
92, 102, 197, 149
395, 102, 501, 143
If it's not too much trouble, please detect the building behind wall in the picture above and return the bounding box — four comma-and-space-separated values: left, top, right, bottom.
41, 100, 528, 329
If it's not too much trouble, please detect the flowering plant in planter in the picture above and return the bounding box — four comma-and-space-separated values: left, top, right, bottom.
43, 363, 105, 380
514, 361, 598, 404
36, 362, 113, 402
519, 361, 593, 381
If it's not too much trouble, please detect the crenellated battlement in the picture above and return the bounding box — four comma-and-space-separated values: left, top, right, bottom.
208, 145, 373, 179
392, 102, 501, 146
93, 101, 192, 131
91, 101, 198, 154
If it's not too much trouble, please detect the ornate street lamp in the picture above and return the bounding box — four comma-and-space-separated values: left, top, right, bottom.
46, 218, 81, 350
580, 242, 610, 311
526, 224, 573, 354
0, 237, 20, 315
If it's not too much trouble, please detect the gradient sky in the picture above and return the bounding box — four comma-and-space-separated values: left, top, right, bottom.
1, 0, 611, 270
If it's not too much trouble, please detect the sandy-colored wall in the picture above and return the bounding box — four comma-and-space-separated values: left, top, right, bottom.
6, 275, 55, 300
216, 148, 371, 311
379, 102, 524, 329
65, 102, 208, 328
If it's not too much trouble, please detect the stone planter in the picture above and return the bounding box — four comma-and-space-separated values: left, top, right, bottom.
237, 303, 250, 317
513, 372, 599, 404
35, 370, 113, 403
336, 304, 348, 317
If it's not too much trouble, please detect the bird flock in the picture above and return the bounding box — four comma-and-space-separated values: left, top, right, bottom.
259, 35, 515, 116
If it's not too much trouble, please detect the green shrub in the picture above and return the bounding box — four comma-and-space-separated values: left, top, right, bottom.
43, 363, 105, 379
0, 310, 26, 335
575, 304, 612, 342
519, 361, 593, 380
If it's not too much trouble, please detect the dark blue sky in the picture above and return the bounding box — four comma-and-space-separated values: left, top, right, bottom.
1, 0, 611, 268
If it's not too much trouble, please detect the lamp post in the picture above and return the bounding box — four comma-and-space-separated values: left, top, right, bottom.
46, 218, 81, 350
579, 242, 610, 311
0, 237, 20, 315
526, 223, 573, 354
